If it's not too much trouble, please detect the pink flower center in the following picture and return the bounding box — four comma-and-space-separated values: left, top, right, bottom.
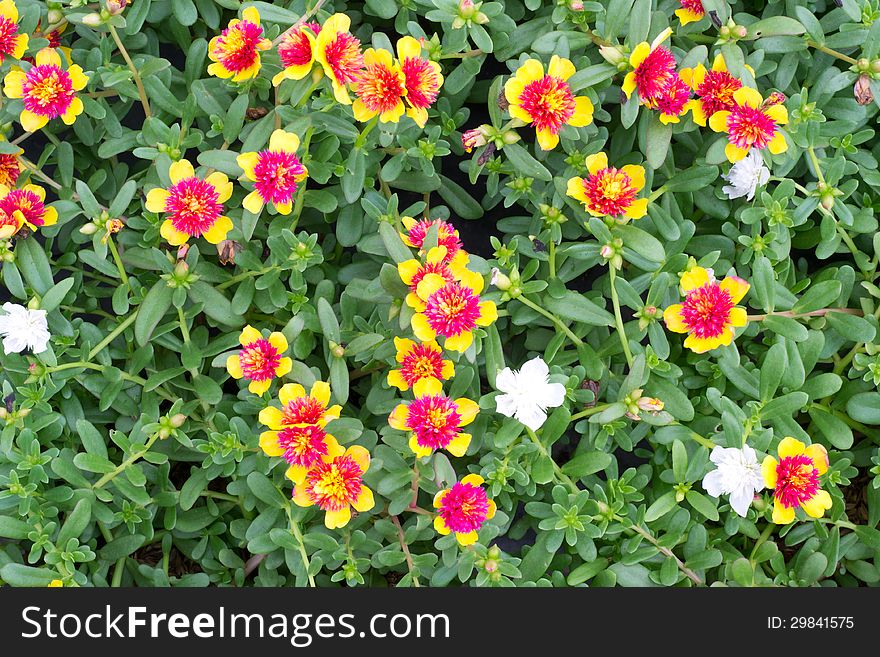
277, 425, 329, 468
400, 344, 445, 386
165, 177, 222, 237
279, 25, 318, 68
582, 168, 638, 217
355, 60, 405, 113
517, 75, 576, 133
253, 150, 306, 205
679, 0, 704, 14
405, 395, 462, 450
0, 189, 46, 226
423, 282, 482, 338
322, 32, 363, 86
401, 56, 441, 109
774, 454, 820, 509
696, 69, 741, 117
23, 65, 74, 118
680, 283, 734, 338
654, 74, 690, 117
304, 454, 364, 511
282, 396, 328, 426
405, 219, 462, 257
0, 17, 19, 60
0, 154, 21, 187
238, 338, 281, 381
408, 260, 454, 295
634, 47, 677, 104
726, 104, 778, 150
212, 19, 264, 73
438, 482, 490, 533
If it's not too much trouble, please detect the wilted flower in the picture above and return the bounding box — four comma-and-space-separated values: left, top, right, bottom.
3, 48, 88, 132
721, 149, 769, 201
709, 87, 788, 162
293, 446, 375, 529
663, 266, 750, 353
207, 7, 271, 82
217, 238, 242, 264
145, 159, 234, 246
434, 474, 497, 546
566, 152, 649, 220
505, 55, 594, 150
854, 74, 874, 106
225, 325, 292, 395
237, 129, 308, 215
494, 356, 566, 431
762, 437, 832, 524
702, 445, 764, 517
462, 127, 488, 152
0, 302, 50, 354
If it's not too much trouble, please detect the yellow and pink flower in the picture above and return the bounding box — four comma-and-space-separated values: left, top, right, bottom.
396, 36, 443, 128
410, 269, 498, 353
260, 423, 345, 485
0, 183, 57, 238
225, 325, 292, 395
0, 0, 28, 64
400, 216, 462, 258
0, 139, 22, 188
504, 55, 594, 151
663, 266, 750, 353
680, 54, 743, 127
622, 28, 676, 107
314, 13, 364, 105
258, 381, 342, 430
237, 129, 308, 216
762, 437, 832, 524
207, 7, 271, 82
433, 474, 496, 546
388, 379, 478, 458
145, 159, 234, 246
387, 337, 455, 397
709, 87, 788, 163
293, 445, 375, 529
675, 0, 705, 25
566, 151, 649, 220
398, 245, 469, 311
653, 73, 690, 124
3, 47, 88, 132
273, 22, 320, 86
352, 47, 407, 123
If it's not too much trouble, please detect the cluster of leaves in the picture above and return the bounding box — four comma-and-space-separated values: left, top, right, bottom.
1, 0, 880, 588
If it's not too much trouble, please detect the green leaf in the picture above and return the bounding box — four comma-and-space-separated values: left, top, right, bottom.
0, 516, 31, 539
378, 222, 413, 264
746, 16, 805, 39
57, 499, 92, 545
0, 563, 61, 587
685, 490, 719, 521
187, 282, 244, 328
561, 451, 612, 478
644, 490, 677, 521
246, 472, 287, 508
76, 419, 109, 460
825, 312, 876, 343
543, 291, 615, 327
760, 341, 787, 401
40, 277, 75, 313
846, 392, 880, 424
135, 281, 173, 346
316, 298, 341, 343
502, 143, 552, 181
808, 407, 853, 449
792, 280, 841, 314
99, 534, 146, 561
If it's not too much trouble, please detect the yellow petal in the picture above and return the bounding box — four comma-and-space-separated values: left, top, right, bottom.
461, 474, 484, 487
708, 110, 730, 133
201, 215, 233, 244
397, 258, 421, 286
346, 445, 371, 473
515, 58, 544, 85
397, 36, 422, 61
169, 159, 195, 184
566, 177, 588, 204
733, 86, 763, 109
728, 307, 748, 328
239, 325, 262, 345
258, 406, 285, 429
324, 507, 351, 529
767, 131, 788, 155
226, 354, 243, 379
292, 484, 313, 507
663, 304, 688, 333
409, 434, 432, 458
621, 71, 637, 99
725, 142, 750, 163
762, 456, 779, 489
160, 220, 189, 246
772, 500, 796, 524
242, 6, 260, 24
275, 358, 292, 378
719, 276, 750, 304
145, 188, 169, 213
624, 197, 649, 220
805, 443, 829, 475
535, 128, 559, 151
35, 47, 61, 67
259, 431, 284, 457
243, 190, 264, 215
285, 464, 308, 485
352, 486, 375, 512
621, 164, 646, 192
766, 104, 788, 125
434, 515, 451, 534
19, 109, 47, 133
310, 380, 331, 406
411, 313, 436, 342
278, 383, 305, 406
568, 96, 594, 127
388, 404, 410, 430
206, 171, 233, 203
446, 432, 471, 457
801, 490, 832, 518
680, 266, 711, 293
0, 0, 18, 22
68, 65, 89, 91
455, 398, 480, 426
387, 368, 408, 391
456, 531, 479, 546
628, 42, 650, 69
777, 437, 806, 459
61, 96, 84, 125
268, 332, 288, 353
269, 129, 300, 153
412, 376, 439, 398
547, 55, 576, 81
237, 151, 260, 178
585, 151, 608, 175
3, 69, 25, 98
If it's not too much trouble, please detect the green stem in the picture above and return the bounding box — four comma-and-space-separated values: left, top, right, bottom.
516, 294, 584, 347
87, 310, 138, 361
805, 40, 857, 65
355, 116, 378, 148
108, 24, 152, 118
526, 427, 579, 493
106, 235, 129, 287
608, 266, 634, 367
92, 432, 161, 490
612, 514, 703, 585
111, 557, 126, 587
391, 515, 420, 587
569, 402, 614, 422
647, 185, 667, 203
749, 523, 775, 564
548, 238, 556, 279
177, 306, 191, 344
806, 146, 826, 186
286, 506, 317, 587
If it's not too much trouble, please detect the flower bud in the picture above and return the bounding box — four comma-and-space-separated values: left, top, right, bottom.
733, 25, 747, 39
169, 413, 186, 428
820, 192, 835, 210
598, 45, 626, 67
461, 127, 488, 153
490, 267, 511, 290
855, 74, 874, 106
27, 296, 40, 310
872, 59, 880, 73
106, 0, 128, 16
82, 12, 103, 27
637, 396, 664, 413
568, 0, 584, 9
484, 558, 499, 573
487, 545, 501, 559
79, 222, 99, 235
47, 9, 64, 24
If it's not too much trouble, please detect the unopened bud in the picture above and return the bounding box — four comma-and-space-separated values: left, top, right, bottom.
176, 243, 190, 262
27, 296, 40, 310
82, 12, 103, 27
733, 25, 748, 39
105, 0, 128, 15
47, 9, 64, 24
820, 192, 835, 210
490, 267, 511, 290
169, 413, 186, 428
487, 545, 501, 559
598, 45, 626, 67
173, 260, 189, 277
872, 59, 880, 73
79, 222, 98, 235
568, 0, 584, 9
484, 559, 499, 573
600, 244, 614, 259
855, 74, 874, 106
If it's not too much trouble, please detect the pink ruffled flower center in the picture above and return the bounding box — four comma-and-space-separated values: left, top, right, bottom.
322, 32, 363, 86
401, 56, 441, 109
0, 189, 47, 227
405, 394, 462, 450
0, 16, 20, 59
277, 425, 329, 468
423, 282, 482, 338
165, 177, 222, 237
0, 154, 21, 188
355, 60, 405, 114
438, 482, 490, 533
281, 396, 328, 426
238, 338, 281, 381
634, 47, 677, 104
400, 344, 445, 386
23, 65, 74, 118
726, 104, 778, 150
582, 168, 638, 217
774, 454, 820, 509
679, 0, 704, 15
212, 19, 264, 73
278, 24, 318, 68
517, 75, 576, 133
655, 74, 690, 118
303, 454, 364, 511
252, 150, 307, 205
696, 69, 741, 117
405, 218, 462, 257
680, 283, 734, 338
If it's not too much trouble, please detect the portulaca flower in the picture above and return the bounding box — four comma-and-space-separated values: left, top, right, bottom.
0, 303, 50, 354
721, 149, 770, 201
702, 444, 764, 517
494, 356, 566, 431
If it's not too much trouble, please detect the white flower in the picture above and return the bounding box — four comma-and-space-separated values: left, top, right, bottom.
721, 149, 770, 201
702, 444, 764, 517
494, 356, 566, 431
0, 303, 50, 355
